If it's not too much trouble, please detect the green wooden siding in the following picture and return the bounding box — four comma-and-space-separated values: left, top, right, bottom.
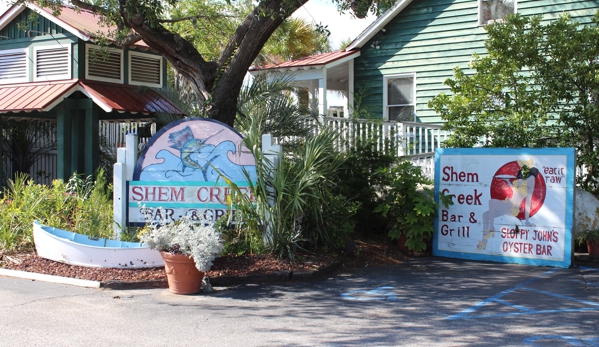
0, 8, 70, 39
354, 0, 599, 124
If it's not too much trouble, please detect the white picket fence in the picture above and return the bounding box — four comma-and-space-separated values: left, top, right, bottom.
297, 117, 450, 180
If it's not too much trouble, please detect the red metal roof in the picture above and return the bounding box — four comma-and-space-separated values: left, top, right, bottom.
0, 80, 184, 116
251, 50, 360, 71
38, 5, 110, 40
0, 80, 78, 113
80, 80, 182, 115
0, 4, 149, 48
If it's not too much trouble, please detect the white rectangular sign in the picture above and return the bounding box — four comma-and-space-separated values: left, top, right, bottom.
433, 148, 575, 268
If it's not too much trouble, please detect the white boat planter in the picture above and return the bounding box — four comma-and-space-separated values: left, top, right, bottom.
33, 221, 164, 268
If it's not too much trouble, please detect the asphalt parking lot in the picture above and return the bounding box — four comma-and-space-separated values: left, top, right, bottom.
1, 257, 598, 346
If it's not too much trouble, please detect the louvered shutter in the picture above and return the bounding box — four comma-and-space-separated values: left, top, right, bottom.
130, 53, 161, 86
0, 50, 27, 83
87, 46, 122, 82
36, 47, 70, 80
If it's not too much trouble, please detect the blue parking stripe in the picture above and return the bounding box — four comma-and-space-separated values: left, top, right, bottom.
446, 268, 599, 320
520, 287, 599, 307
490, 298, 533, 312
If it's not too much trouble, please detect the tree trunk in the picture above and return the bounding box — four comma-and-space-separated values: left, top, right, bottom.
111, 0, 307, 127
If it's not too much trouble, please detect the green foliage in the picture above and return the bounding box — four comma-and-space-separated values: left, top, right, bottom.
166, 0, 239, 62
332, 0, 395, 19
333, 138, 395, 235
235, 75, 315, 145
2, 120, 56, 180
0, 171, 114, 253
257, 17, 331, 65
576, 229, 599, 246
374, 161, 452, 253
429, 13, 599, 194
219, 123, 346, 258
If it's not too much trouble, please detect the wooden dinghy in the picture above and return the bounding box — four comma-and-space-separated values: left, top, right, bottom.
33, 221, 164, 268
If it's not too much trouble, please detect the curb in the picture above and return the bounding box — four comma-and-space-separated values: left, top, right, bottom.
573, 253, 599, 266
2, 261, 344, 290
0, 268, 101, 288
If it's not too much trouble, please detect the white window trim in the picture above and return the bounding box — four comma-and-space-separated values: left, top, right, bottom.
0, 47, 29, 84
383, 73, 416, 122
33, 44, 72, 82
128, 50, 163, 88
85, 44, 124, 83
478, 0, 517, 26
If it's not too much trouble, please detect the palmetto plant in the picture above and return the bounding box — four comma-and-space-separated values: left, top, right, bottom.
2, 120, 56, 182
235, 75, 317, 144
221, 123, 342, 257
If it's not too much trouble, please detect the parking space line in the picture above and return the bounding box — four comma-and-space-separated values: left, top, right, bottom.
521, 287, 599, 307
490, 298, 533, 312
446, 269, 599, 320
523, 335, 599, 346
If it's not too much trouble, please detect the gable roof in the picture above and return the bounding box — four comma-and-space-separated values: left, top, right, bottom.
0, 79, 184, 116
248, 0, 412, 72
249, 50, 360, 72
345, 0, 414, 51
0, 3, 149, 48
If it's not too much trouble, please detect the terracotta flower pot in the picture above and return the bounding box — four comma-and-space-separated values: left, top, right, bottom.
587, 240, 599, 256
160, 251, 204, 295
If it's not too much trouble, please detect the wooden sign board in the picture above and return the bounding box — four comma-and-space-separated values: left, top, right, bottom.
128, 118, 256, 225
433, 148, 575, 268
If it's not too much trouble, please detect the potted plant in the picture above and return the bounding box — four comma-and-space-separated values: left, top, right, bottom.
140, 214, 223, 294
576, 229, 599, 256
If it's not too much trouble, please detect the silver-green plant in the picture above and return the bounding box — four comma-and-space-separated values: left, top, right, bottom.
139, 213, 223, 272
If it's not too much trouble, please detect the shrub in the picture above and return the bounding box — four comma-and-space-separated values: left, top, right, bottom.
220, 126, 347, 258
333, 138, 395, 236
374, 161, 453, 252
0, 171, 114, 253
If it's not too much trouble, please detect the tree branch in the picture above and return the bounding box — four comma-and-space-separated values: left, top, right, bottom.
69, 0, 110, 17
117, 31, 142, 48
157, 15, 236, 24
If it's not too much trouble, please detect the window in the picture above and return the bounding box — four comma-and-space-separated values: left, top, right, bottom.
0, 48, 28, 84
86, 44, 123, 83
479, 0, 516, 25
128, 51, 163, 87
384, 74, 416, 121
34, 45, 71, 81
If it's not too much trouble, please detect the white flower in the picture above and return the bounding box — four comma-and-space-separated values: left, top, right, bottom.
139, 213, 223, 272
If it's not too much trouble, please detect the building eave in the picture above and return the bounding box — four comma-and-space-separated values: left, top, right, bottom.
345, 0, 414, 51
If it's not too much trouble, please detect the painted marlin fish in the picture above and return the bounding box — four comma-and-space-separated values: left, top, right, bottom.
168, 126, 223, 178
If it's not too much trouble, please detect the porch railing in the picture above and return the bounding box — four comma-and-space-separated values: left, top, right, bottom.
295, 117, 450, 179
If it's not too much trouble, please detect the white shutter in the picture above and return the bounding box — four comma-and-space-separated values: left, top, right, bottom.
0, 49, 27, 83
129, 52, 162, 87
86, 45, 123, 83
35, 46, 70, 80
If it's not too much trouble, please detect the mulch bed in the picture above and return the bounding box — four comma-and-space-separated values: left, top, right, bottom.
0, 238, 410, 284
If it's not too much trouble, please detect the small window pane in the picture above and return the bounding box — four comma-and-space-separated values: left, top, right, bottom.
481, 0, 515, 24
388, 77, 414, 105
389, 106, 414, 121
